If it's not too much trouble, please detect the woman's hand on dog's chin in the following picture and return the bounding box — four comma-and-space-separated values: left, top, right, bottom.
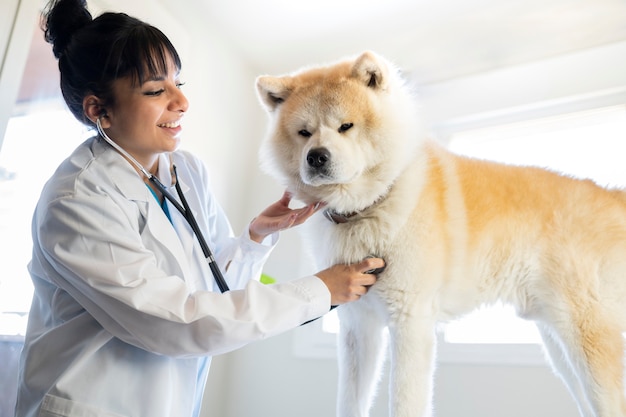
316, 258, 384, 305
248, 190, 326, 243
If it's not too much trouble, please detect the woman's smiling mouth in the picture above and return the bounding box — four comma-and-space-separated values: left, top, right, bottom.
158, 120, 181, 128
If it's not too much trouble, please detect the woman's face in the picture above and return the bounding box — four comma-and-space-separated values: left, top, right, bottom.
103, 54, 189, 172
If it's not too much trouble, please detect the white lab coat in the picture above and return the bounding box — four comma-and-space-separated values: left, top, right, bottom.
15, 137, 330, 417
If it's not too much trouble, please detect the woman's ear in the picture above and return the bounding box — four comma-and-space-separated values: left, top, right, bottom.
83, 95, 110, 127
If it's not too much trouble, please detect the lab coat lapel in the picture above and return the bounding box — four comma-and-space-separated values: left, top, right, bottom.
144, 198, 193, 279
104, 148, 194, 280
169, 178, 204, 258
154, 156, 200, 275
166, 177, 211, 291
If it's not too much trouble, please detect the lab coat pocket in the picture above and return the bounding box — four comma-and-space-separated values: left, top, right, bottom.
39, 394, 127, 417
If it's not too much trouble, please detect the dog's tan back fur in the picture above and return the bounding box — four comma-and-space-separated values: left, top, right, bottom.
257, 51, 626, 417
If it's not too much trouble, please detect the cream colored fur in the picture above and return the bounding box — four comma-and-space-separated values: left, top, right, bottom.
256, 51, 626, 417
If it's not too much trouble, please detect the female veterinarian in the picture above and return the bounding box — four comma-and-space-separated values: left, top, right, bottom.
14, 1, 383, 416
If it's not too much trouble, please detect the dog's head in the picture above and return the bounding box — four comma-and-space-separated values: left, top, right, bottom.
256, 51, 422, 213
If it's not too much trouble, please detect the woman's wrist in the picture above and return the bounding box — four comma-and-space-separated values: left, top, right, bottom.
248, 226, 265, 243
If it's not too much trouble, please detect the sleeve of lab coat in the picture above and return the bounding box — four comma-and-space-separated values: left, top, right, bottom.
37, 193, 331, 358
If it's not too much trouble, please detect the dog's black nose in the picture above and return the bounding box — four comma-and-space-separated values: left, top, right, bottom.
307, 148, 330, 168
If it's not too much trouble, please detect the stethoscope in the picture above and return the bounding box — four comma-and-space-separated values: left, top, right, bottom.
96, 117, 230, 293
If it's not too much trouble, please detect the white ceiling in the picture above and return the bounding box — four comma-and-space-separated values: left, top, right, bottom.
18, 0, 626, 104
173, 0, 626, 84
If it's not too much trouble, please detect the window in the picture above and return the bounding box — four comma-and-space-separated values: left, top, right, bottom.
447, 105, 626, 189
0, 20, 89, 339
0, 102, 88, 339
293, 104, 626, 364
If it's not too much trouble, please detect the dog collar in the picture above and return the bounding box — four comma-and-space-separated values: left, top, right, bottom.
323, 190, 390, 224
323, 209, 359, 224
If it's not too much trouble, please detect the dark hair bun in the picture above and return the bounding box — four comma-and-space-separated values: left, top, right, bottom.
42, 0, 93, 59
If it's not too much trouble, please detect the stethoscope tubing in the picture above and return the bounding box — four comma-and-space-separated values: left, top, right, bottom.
96, 118, 230, 293
150, 170, 230, 293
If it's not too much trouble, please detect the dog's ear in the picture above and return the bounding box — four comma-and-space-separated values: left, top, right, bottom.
256, 76, 293, 112
351, 51, 389, 90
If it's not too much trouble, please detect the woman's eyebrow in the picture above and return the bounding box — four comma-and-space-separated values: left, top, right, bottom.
144, 70, 181, 83
145, 74, 166, 82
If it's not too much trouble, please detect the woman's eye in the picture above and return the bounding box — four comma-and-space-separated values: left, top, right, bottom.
144, 89, 164, 96
338, 123, 353, 133
176, 82, 186, 89
298, 129, 312, 138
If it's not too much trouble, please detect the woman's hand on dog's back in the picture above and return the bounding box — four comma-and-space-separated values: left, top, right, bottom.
316, 258, 384, 305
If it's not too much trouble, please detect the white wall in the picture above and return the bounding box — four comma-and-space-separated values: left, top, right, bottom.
418, 40, 626, 141
96, 0, 267, 228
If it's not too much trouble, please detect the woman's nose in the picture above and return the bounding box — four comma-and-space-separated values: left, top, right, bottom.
171, 86, 189, 113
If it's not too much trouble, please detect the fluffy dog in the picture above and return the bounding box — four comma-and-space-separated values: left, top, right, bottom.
255, 51, 626, 417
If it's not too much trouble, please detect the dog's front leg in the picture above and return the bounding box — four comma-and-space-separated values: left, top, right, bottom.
336, 299, 388, 417
387, 315, 437, 417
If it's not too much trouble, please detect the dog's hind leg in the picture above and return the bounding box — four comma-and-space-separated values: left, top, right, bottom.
543, 304, 626, 417
336, 300, 388, 417
538, 324, 595, 416
576, 312, 626, 416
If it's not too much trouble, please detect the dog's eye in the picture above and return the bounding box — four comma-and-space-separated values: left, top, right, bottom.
298, 129, 312, 138
338, 123, 354, 133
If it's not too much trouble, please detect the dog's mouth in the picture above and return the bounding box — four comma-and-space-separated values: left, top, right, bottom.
302, 169, 334, 185
302, 168, 361, 187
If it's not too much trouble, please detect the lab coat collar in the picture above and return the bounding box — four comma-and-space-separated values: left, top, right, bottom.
92, 139, 196, 279
93, 138, 190, 199
92, 138, 148, 202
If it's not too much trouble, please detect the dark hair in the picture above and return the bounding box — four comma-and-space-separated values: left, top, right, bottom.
42, 0, 182, 125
